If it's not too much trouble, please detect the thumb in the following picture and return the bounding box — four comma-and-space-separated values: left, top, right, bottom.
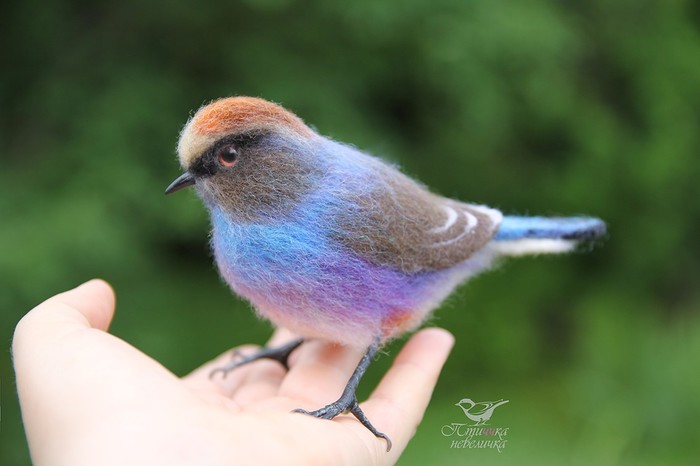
12, 280, 183, 465
13, 279, 116, 357
50, 278, 116, 331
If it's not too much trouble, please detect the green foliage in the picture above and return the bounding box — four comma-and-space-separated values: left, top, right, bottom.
2, 0, 699, 464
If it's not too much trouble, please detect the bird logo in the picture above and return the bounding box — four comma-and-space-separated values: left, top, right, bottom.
455, 398, 510, 426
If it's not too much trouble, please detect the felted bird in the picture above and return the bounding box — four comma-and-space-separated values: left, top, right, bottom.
455, 398, 510, 425
165, 96, 605, 451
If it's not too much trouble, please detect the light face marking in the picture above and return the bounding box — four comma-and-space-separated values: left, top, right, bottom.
429, 206, 458, 234
429, 210, 480, 248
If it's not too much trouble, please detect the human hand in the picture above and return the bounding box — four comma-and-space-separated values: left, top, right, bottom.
13, 279, 454, 466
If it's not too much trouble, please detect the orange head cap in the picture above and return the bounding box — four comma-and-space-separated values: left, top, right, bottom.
177, 97, 316, 169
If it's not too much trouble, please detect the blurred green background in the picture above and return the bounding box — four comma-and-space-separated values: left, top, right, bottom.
2, 0, 699, 464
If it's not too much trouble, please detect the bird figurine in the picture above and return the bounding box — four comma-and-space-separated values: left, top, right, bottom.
165, 96, 605, 451
455, 398, 510, 425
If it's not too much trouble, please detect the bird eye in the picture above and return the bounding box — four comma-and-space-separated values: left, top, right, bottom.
217, 144, 238, 167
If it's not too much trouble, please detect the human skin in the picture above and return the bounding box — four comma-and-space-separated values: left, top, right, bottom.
13, 279, 455, 466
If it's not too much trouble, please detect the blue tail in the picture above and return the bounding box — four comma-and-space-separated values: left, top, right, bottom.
495, 216, 606, 241
491, 216, 606, 256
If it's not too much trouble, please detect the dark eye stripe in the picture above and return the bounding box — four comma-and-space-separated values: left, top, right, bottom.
189, 152, 218, 177
190, 132, 261, 176
208, 132, 262, 155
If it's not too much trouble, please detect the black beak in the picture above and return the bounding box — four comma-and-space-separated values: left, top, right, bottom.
164, 171, 196, 195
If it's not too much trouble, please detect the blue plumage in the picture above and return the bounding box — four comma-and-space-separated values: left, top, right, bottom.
494, 216, 606, 241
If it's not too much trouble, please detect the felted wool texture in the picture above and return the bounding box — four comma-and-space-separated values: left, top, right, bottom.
207, 137, 502, 347
178, 97, 315, 170
494, 216, 607, 242
177, 97, 606, 348
490, 216, 606, 256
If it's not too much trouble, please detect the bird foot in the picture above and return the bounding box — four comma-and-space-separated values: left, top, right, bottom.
210, 338, 304, 379
293, 397, 392, 451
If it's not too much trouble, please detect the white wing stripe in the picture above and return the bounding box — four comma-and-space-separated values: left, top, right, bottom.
464, 210, 478, 231
429, 205, 458, 234
468, 204, 503, 227
429, 210, 480, 247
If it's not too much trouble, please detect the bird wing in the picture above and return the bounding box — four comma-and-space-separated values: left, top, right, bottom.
467, 402, 495, 416
332, 164, 502, 273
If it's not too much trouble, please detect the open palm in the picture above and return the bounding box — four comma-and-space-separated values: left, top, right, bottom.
13, 280, 454, 466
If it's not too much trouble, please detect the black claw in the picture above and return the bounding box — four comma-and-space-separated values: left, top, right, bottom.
291, 337, 392, 452
349, 401, 392, 451
292, 398, 392, 451
209, 338, 304, 379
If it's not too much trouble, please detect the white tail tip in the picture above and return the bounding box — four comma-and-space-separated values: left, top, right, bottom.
489, 238, 576, 257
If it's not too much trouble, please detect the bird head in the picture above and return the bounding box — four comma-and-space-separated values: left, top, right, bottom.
456, 398, 474, 408
166, 97, 320, 220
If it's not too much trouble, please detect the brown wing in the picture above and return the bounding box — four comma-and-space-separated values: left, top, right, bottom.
333, 166, 502, 273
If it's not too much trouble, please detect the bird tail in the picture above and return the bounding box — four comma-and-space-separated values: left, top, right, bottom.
490, 216, 606, 256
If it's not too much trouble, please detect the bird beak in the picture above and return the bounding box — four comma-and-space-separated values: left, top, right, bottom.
165, 171, 196, 195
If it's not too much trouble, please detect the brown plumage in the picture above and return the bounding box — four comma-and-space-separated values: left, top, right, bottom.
332, 165, 501, 273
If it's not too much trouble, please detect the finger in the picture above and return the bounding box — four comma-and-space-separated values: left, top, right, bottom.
232, 328, 300, 405
50, 279, 116, 331
182, 344, 262, 397
354, 328, 454, 460
12, 280, 186, 461
265, 327, 300, 348
278, 339, 366, 407
183, 328, 299, 399
13, 279, 116, 355
13, 279, 177, 390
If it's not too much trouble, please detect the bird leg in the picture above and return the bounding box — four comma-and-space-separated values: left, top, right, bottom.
210, 337, 304, 378
293, 337, 392, 451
